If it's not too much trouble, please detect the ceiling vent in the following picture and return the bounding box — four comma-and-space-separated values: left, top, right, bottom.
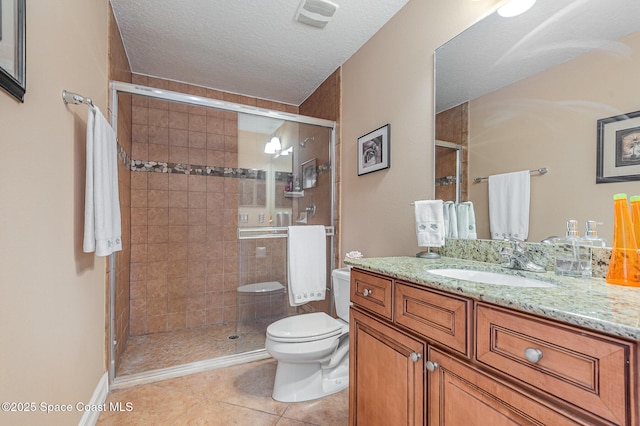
294, 0, 339, 29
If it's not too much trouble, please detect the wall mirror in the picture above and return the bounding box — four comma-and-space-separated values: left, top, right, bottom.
435, 0, 640, 243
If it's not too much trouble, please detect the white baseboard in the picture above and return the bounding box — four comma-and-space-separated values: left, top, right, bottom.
78, 372, 109, 426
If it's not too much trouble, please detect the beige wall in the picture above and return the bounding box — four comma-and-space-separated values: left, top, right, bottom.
341, 0, 499, 258
469, 31, 640, 242
0, 1, 109, 425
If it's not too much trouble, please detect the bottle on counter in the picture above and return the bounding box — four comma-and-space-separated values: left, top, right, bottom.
630, 195, 640, 245
554, 219, 592, 278
606, 193, 640, 287
583, 220, 606, 247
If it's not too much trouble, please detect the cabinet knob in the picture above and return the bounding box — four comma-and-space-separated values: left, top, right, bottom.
425, 360, 439, 372
362, 288, 372, 297
409, 352, 421, 362
524, 347, 543, 364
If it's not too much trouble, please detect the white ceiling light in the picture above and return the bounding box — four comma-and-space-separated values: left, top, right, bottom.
294, 0, 339, 29
497, 0, 536, 17
264, 136, 283, 154
264, 142, 277, 154
270, 136, 282, 151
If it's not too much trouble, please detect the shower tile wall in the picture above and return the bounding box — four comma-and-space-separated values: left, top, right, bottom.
129, 74, 298, 335
237, 238, 288, 321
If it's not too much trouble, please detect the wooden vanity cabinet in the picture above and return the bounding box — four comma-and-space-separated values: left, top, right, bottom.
427, 346, 591, 425
349, 268, 637, 426
350, 308, 425, 426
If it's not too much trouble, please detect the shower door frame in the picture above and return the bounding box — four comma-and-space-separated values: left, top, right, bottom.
108, 80, 337, 386
435, 139, 462, 203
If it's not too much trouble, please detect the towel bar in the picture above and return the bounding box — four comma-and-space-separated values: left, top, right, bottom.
474, 167, 548, 183
62, 89, 94, 108
237, 226, 334, 240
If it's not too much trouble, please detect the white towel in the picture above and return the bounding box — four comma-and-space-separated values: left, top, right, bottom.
448, 202, 458, 239
457, 203, 469, 239
413, 200, 445, 247
287, 225, 326, 306
464, 201, 477, 239
488, 170, 530, 240
442, 201, 452, 238
456, 201, 478, 240
83, 106, 122, 256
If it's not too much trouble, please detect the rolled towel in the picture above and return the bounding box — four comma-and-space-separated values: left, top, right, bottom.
443, 201, 452, 238
457, 203, 469, 239
464, 201, 477, 239
448, 202, 458, 239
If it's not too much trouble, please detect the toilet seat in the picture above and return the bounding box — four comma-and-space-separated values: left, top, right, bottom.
267, 312, 343, 343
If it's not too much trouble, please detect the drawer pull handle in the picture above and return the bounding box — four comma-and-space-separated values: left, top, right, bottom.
362, 288, 372, 297
425, 360, 439, 372
524, 347, 543, 364
409, 352, 421, 363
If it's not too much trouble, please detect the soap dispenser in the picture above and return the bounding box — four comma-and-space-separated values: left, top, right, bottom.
584, 220, 606, 247
554, 220, 592, 278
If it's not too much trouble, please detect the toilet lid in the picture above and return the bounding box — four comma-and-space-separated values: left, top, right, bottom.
267, 312, 343, 342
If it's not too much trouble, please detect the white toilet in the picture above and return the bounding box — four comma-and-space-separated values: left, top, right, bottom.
265, 267, 351, 402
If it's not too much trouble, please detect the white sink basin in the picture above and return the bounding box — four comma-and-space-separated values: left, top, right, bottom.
426, 268, 556, 288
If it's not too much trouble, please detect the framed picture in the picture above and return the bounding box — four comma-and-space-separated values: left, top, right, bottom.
0, 0, 26, 102
301, 158, 317, 189
596, 111, 640, 183
358, 124, 390, 176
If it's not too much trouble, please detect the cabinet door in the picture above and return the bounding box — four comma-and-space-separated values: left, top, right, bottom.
427, 347, 589, 426
350, 308, 425, 426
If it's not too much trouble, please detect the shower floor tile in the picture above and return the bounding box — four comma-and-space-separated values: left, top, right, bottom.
117, 319, 274, 377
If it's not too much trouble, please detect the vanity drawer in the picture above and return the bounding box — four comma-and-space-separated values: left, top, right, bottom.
476, 303, 631, 425
394, 282, 472, 357
350, 269, 393, 320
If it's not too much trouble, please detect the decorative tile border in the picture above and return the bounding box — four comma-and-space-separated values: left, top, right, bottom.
130, 159, 267, 180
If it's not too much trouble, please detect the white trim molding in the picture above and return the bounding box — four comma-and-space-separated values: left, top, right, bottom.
78, 372, 109, 426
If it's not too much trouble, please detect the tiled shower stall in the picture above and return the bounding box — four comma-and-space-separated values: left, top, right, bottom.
110, 73, 340, 378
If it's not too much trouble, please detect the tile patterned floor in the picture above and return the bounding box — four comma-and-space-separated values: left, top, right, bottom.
99, 359, 349, 425
117, 319, 273, 377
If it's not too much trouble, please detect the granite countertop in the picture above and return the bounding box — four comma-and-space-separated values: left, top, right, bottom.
344, 256, 640, 342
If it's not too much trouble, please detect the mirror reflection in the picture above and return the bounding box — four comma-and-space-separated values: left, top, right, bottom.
435, 0, 640, 243
238, 113, 331, 227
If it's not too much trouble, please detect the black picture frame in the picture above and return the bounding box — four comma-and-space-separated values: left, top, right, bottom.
596, 110, 640, 183
0, 0, 26, 102
357, 124, 390, 176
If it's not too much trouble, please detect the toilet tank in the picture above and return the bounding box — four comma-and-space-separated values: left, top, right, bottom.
332, 268, 351, 322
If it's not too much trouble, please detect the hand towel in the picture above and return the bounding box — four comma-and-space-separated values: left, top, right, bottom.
464, 201, 478, 239
457, 203, 470, 239
83, 106, 122, 256
442, 201, 452, 238
287, 225, 326, 306
413, 200, 445, 247
488, 170, 530, 240
448, 202, 458, 239
455, 201, 478, 240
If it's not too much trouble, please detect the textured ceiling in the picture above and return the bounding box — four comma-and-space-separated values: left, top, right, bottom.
110, 0, 409, 106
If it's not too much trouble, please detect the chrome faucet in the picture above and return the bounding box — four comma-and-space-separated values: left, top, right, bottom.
500, 239, 546, 273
